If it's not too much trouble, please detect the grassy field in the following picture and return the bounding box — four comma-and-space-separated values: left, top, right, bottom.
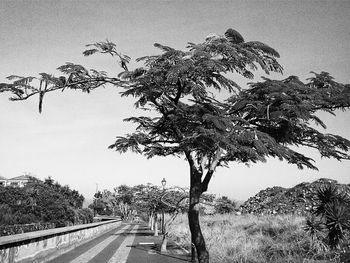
166, 213, 335, 263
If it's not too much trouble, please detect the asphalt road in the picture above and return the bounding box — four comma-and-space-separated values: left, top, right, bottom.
48, 222, 191, 263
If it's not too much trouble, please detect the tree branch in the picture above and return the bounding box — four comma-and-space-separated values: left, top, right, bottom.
209, 148, 223, 171
201, 148, 223, 193
173, 79, 183, 104
200, 155, 208, 173
201, 170, 214, 193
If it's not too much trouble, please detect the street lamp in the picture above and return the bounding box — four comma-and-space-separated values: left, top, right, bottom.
161, 178, 166, 188
161, 178, 166, 234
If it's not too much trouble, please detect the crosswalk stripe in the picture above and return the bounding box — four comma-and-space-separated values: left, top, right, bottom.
69, 225, 130, 263
108, 225, 139, 263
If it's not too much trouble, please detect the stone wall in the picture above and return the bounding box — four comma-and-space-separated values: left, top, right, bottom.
0, 219, 121, 263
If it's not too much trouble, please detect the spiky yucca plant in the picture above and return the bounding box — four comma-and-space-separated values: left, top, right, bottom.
305, 184, 350, 250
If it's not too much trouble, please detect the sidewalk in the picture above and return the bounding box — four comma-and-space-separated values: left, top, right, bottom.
126, 223, 191, 263
47, 222, 191, 263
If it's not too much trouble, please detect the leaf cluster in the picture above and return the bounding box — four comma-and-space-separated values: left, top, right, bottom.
1, 61, 123, 113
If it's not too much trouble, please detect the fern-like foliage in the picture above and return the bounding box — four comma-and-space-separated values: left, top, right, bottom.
224, 28, 244, 44
83, 40, 131, 70
0, 62, 124, 112
108, 29, 350, 179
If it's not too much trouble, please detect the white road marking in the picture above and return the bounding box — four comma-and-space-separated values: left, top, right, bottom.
69, 225, 129, 263
108, 225, 139, 263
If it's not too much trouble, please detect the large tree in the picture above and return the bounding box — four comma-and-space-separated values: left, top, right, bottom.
1, 29, 350, 262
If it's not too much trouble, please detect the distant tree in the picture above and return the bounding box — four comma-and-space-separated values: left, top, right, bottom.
214, 196, 236, 214
134, 183, 175, 236
76, 208, 94, 224
43, 178, 85, 209
91, 190, 111, 216
114, 185, 135, 220
100, 189, 118, 216
1, 28, 350, 262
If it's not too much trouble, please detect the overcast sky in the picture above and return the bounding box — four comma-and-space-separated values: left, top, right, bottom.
0, 0, 349, 201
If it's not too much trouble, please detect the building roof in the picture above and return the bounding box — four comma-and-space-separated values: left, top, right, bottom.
9, 175, 33, 180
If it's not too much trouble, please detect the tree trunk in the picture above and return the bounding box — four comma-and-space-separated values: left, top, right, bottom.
161, 218, 168, 252
150, 213, 154, 230
154, 213, 159, 236
161, 234, 167, 252
148, 212, 153, 228
188, 170, 209, 263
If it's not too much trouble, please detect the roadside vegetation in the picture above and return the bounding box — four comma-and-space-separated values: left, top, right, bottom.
165, 183, 350, 263
93, 181, 349, 262
0, 176, 93, 235
167, 213, 349, 263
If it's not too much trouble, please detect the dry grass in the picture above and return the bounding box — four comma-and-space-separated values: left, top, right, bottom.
166, 213, 331, 263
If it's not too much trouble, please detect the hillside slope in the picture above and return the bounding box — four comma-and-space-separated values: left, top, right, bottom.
240, 178, 350, 215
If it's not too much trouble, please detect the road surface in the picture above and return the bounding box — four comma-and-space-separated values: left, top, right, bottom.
48, 222, 191, 263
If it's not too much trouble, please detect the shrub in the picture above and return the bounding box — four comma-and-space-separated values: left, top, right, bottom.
0, 178, 88, 228
305, 184, 350, 250
214, 196, 236, 214
0, 204, 14, 225
76, 208, 94, 224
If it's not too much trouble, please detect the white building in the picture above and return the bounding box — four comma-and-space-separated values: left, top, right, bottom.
0, 174, 34, 187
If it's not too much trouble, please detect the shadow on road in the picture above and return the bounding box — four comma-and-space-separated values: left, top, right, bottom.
128, 243, 191, 262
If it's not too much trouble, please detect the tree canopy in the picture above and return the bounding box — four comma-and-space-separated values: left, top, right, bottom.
1, 30, 349, 173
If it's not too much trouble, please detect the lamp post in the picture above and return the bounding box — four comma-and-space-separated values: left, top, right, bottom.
160, 178, 168, 253
161, 178, 166, 234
